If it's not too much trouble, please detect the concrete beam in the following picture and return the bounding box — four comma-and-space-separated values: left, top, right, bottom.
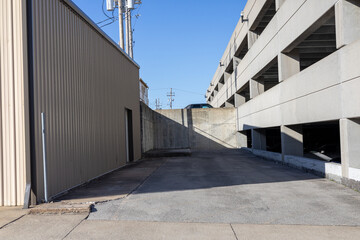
237, 131, 248, 148
225, 59, 234, 74
248, 31, 259, 49
250, 78, 265, 99
233, 56, 241, 69
281, 125, 303, 158
225, 101, 234, 108
275, 0, 286, 11
278, 50, 300, 82
252, 129, 266, 151
234, 93, 246, 107
224, 72, 231, 82
336, 0, 360, 49
340, 118, 360, 178
218, 82, 224, 90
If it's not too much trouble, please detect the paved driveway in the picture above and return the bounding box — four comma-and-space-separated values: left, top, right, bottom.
89, 150, 360, 226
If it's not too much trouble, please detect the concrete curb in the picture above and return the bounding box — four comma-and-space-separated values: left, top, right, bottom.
143, 149, 191, 158
28, 203, 93, 215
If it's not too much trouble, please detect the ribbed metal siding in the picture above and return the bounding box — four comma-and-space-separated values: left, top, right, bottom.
30, 0, 141, 202
0, 0, 30, 206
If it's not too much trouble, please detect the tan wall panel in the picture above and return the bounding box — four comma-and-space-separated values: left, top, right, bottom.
30, 0, 141, 202
0, 0, 30, 206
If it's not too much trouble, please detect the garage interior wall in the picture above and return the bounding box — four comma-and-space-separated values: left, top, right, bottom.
0, 0, 30, 206
29, 0, 141, 203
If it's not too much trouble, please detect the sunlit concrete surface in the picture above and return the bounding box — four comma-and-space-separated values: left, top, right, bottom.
89, 150, 360, 226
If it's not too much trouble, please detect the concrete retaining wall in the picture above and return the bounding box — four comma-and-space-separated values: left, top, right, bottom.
249, 148, 360, 191
140, 103, 238, 152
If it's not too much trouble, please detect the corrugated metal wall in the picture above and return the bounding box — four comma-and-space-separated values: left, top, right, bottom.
29, 0, 141, 202
0, 0, 30, 206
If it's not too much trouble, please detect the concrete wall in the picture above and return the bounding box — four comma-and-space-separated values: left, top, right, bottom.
237, 39, 360, 129
140, 103, 238, 152
206, 0, 360, 188
140, 103, 156, 153
251, 149, 344, 184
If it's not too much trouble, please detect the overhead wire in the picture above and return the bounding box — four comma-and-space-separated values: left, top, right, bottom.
173, 88, 203, 96
130, 4, 143, 48
97, 0, 142, 30
150, 88, 203, 96
97, 0, 117, 27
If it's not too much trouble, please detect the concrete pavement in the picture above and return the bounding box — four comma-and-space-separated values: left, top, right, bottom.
0, 214, 87, 240
58, 158, 166, 204
1, 150, 360, 239
0, 207, 28, 229
89, 150, 360, 225
2, 217, 360, 240
65, 221, 360, 240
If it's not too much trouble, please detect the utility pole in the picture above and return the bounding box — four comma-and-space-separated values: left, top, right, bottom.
167, 88, 175, 109
128, 9, 133, 58
125, 0, 135, 58
155, 99, 162, 110
118, 0, 125, 50
106, 0, 140, 57
125, 8, 130, 55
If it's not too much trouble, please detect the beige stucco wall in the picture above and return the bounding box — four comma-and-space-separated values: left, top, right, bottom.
0, 0, 30, 206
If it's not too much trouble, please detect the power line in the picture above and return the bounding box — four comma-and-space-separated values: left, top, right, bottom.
172, 88, 203, 96
101, 0, 115, 20
155, 99, 162, 110
100, 18, 118, 28
167, 88, 175, 109
151, 87, 203, 96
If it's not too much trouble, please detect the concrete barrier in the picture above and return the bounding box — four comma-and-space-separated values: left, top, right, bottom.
140, 103, 238, 153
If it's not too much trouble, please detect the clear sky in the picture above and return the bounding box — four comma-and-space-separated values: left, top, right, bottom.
72, 0, 246, 109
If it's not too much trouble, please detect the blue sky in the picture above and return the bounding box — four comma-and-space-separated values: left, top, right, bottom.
72, 0, 246, 109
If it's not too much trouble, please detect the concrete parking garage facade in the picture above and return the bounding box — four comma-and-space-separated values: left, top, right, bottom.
206, 0, 360, 186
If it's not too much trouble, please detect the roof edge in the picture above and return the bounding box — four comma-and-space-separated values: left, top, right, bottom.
62, 0, 140, 69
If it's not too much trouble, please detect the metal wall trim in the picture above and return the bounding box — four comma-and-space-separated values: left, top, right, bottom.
61, 0, 140, 69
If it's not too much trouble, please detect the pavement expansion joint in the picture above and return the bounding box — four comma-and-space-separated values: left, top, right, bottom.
0, 214, 27, 230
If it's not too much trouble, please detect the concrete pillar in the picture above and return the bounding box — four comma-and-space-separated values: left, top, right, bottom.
250, 78, 265, 99
234, 93, 246, 107
237, 131, 248, 148
248, 31, 259, 49
225, 101, 234, 108
335, 0, 360, 49
281, 125, 303, 157
340, 118, 360, 178
218, 82, 224, 91
252, 129, 267, 151
275, 0, 286, 11
233, 57, 241, 90
224, 72, 231, 82
278, 50, 300, 82
233, 56, 241, 68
